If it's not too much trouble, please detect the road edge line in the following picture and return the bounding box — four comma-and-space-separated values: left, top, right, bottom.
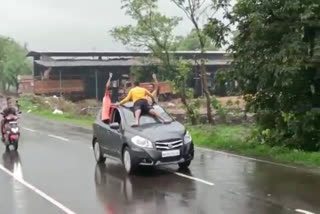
174, 172, 215, 186
0, 164, 77, 214
295, 209, 315, 214
196, 147, 301, 169
48, 134, 70, 142
22, 127, 36, 132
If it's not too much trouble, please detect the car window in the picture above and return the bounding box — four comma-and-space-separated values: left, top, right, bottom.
112, 109, 121, 125
122, 105, 173, 125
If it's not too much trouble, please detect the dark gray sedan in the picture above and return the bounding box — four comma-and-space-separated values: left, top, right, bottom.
92, 102, 194, 174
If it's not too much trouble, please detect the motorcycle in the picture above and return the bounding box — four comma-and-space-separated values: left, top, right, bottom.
1, 113, 20, 151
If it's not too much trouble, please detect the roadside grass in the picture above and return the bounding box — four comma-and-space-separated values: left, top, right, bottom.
189, 125, 320, 168
19, 96, 94, 127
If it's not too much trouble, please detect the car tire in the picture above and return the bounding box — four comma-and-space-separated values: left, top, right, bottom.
93, 140, 106, 164
178, 160, 191, 169
123, 147, 136, 175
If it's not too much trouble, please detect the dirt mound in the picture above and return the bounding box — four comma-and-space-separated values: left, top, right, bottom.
21, 95, 100, 117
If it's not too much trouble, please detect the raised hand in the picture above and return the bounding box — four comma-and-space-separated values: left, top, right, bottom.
152, 73, 157, 80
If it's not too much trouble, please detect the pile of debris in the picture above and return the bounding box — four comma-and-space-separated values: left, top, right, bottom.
22, 95, 100, 118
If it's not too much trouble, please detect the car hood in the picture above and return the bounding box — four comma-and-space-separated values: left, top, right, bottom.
129, 121, 186, 142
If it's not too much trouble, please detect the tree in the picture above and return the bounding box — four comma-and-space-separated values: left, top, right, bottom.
0, 36, 31, 92
111, 0, 181, 79
206, 0, 320, 151
170, 0, 218, 124
111, 0, 198, 124
176, 29, 218, 51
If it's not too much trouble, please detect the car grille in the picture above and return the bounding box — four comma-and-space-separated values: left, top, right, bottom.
155, 139, 183, 151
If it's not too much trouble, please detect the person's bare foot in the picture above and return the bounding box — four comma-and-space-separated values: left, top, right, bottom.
131, 123, 139, 127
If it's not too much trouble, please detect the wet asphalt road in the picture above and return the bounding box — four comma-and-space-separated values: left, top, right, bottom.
0, 113, 320, 214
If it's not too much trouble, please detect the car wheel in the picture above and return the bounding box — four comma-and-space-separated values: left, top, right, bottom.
123, 147, 136, 174
178, 160, 191, 169
93, 140, 106, 163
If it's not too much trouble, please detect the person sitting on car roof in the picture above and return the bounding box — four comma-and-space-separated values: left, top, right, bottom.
119, 80, 168, 127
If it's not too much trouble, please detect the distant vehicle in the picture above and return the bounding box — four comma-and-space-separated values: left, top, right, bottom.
92, 102, 194, 174
1, 113, 20, 151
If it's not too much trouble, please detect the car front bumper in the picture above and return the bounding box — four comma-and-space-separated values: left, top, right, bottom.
130, 142, 194, 166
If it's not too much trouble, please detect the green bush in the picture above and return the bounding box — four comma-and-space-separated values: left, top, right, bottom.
206, 0, 320, 151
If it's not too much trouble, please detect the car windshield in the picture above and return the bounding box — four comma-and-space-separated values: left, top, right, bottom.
122, 105, 173, 125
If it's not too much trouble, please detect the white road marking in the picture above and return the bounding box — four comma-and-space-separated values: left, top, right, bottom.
0, 164, 77, 214
22, 127, 36, 133
295, 209, 315, 214
196, 147, 299, 169
48, 134, 70, 142
174, 172, 215, 186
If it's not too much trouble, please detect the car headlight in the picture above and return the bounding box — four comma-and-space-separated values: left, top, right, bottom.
184, 131, 192, 144
131, 136, 153, 149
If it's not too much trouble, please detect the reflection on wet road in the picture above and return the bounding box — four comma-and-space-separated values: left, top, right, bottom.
0, 113, 319, 214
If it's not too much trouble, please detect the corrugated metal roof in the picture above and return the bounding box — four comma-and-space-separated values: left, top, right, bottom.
35, 58, 230, 68
28, 50, 228, 58
35, 59, 145, 67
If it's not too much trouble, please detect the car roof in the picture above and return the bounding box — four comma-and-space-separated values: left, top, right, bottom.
115, 102, 163, 111
96, 102, 165, 120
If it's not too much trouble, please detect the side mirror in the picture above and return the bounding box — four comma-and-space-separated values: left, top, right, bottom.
110, 122, 120, 130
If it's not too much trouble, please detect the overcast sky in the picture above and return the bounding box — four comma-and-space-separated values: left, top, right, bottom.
0, 0, 198, 51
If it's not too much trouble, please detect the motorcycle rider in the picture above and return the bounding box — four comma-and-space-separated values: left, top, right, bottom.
1, 97, 17, 141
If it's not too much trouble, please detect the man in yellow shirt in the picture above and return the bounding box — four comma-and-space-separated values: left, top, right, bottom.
120, 81, 167, 127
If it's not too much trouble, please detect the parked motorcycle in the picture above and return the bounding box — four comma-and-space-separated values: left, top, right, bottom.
1, 113, 20, 151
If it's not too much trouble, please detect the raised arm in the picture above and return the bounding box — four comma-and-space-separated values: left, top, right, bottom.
120, 90, 132, 105
152, 73, 159, 101
145, 89, 155, 103
152, 73, 159, 93
105, 73, 113, 92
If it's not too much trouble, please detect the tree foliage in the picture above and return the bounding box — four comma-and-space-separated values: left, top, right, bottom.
206, 0, 320, 151
111, 0, 181, 79
171, 0, 218, 124
0, 36, 31, 92
176, 29, 218, 51
111, 0, 198, 124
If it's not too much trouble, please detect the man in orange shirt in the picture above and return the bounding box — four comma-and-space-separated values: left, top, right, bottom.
120, 81, 167, 127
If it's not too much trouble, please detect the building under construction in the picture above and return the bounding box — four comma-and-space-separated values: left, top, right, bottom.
24, 51, 231, 101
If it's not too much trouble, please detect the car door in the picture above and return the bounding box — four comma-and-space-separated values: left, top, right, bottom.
96, 111, 113, 156
108, 108, 124, 159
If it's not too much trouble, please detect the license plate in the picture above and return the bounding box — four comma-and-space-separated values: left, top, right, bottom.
162, 150, 180, 158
